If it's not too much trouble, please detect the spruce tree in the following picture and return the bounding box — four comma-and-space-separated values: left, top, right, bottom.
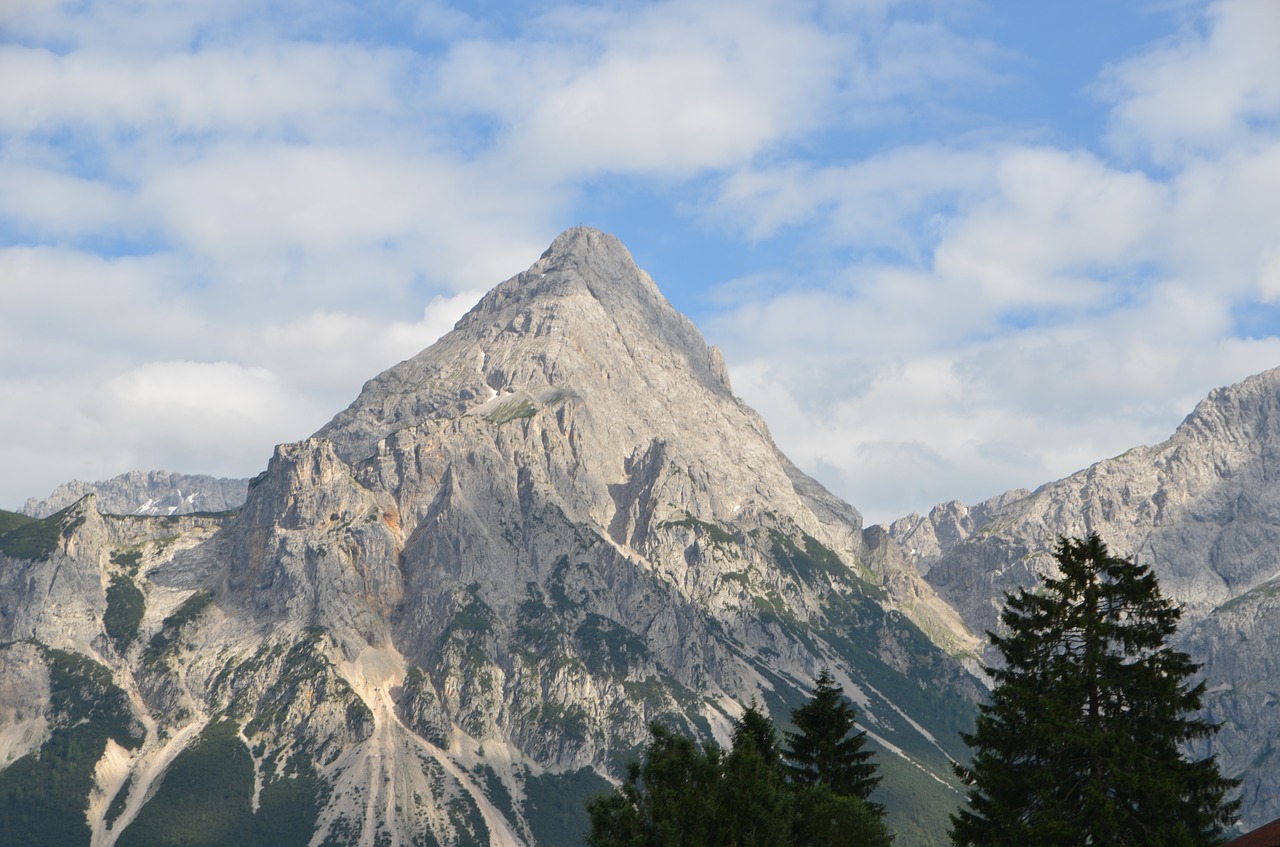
586, 707, 892, 847
791, 784, 891, 847
585, 722, 792, 847
951, 533, 1239, 847
783, 669, 882, 813
732, 699, 784, 771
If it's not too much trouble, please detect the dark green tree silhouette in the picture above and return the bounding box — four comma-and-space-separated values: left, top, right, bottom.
951, 533, 1239, 847
784, 669, 882, 814
791, 784, 890, 847
732, 699, 784, 771
585, 722, 790, 847
586, 709, 891, 847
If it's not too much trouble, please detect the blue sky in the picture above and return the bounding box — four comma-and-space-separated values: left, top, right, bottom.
3, 0, 1280, 523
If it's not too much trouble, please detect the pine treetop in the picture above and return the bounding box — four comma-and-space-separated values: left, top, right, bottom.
952, 533, 1240, 847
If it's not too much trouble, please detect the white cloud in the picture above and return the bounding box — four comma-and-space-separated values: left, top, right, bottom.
1102, 0, 1280, 164
83, 360, 321, 478
0, 163, 133, 238
0, 360, 314, 506
933, 147, 1167, 308
708, 0, 1280, 521
1163, 145, 1280, 290
434, 0, 1001, 180
230, 291, 482, 404
715, 146, 998, 247
0, 247, 206, 370
1, 0, 303, 52
1259, 249, 1280, 304
433, 0, 844, 178
411, 2, 479, 41
3, 0, 1279, 531
96, 360, 288, 420
0, 41, 410, 137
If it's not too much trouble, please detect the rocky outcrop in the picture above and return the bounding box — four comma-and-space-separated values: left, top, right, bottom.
889, 366, 1280, 829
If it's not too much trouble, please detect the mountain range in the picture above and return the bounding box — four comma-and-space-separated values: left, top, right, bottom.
1, 229, 978, 847
1, 227, 1275, 845
890, 365, 1280, 825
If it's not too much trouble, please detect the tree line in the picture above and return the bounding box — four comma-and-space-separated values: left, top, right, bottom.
586, 669, 890, 847
585, 534, 1240, 846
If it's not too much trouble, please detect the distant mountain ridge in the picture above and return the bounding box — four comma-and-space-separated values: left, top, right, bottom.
22, 471, 249, 518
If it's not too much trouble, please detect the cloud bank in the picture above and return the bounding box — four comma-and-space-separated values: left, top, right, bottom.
2, 0, 1279, 524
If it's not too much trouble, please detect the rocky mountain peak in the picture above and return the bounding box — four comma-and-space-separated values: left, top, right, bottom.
318, 227, 733, 467
460, 227, 665, 321
0, 228, 983, 847
1172, 364, 1280, 471
895, 364, 1280, 612
513, 228, 670, 319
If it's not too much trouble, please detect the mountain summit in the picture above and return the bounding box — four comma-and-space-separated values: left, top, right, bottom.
0, 228, 977, 846
319, 227, 737, 466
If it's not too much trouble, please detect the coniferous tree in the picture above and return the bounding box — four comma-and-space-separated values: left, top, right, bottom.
586, 708, 891, 847
585, 721, 792, 847
791, 784, 890, 847
719, 729, 795, 847
951, 533, 1239, 847
732, 699, 784, 771
784, 669, 882, 814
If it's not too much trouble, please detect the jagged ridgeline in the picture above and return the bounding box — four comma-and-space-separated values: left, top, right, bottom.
891, 363, 1280, 832
0, 228, 981, 847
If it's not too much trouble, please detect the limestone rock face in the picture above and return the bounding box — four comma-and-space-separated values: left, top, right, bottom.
890, 365, 1280, 829
0, 496, 111, 649
0, 228, 978, 847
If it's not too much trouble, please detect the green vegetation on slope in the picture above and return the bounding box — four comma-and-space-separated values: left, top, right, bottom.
116, 717, 322, 847
873, 751, 961, 847
769, 530, 851, 583
486, 396, 538, 424
574, 613, 650, 678
143, 589, 213, 665
110, 547, 143, 575
0, 645, 143, 846
104, 573, 146, 654
0, 505, 84, 561
524, 766, 613, 847
474, 763, 521, 834
0, 509, 36, 535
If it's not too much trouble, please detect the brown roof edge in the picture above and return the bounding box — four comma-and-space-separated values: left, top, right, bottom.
1223, 818, 1280, 847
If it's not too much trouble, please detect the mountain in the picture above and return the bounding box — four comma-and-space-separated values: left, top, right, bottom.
0, 228, 980, 847
890, 365, 1280, 830
22, 471, 250, 518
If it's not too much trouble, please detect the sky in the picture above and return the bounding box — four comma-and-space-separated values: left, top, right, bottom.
3, 0, 1280, 524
